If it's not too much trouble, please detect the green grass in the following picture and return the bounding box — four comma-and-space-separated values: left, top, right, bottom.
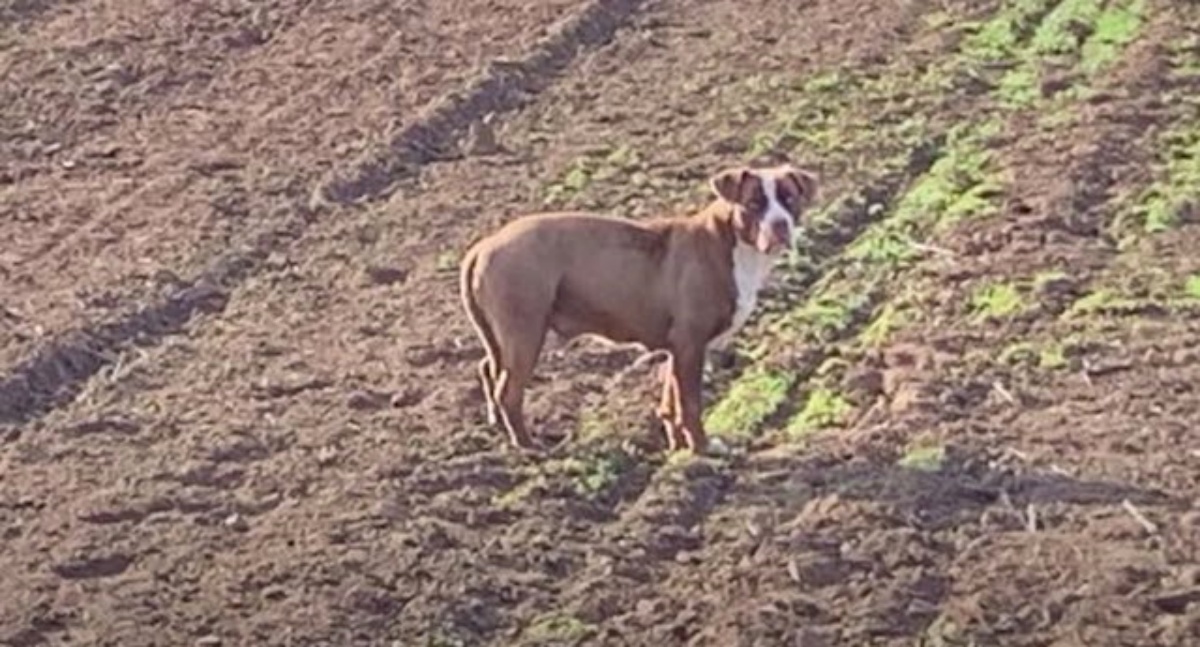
1030, 0, 1102, 56
998, 0, 1147, 108
1065, 259, 1200, 320
1122, 128, 1200, 235
1186, 275, 1200, 300
679, 0, 1151, 444
1108, 33, 1200, 238
544, 144, 644, 205
1168, 35, 1200, 82
572, 451, 627, 497
776, 279, 873, 343
970, 281, 1026, 321
493, 449, 632, 506
786, 387, 853, 440
848, 122, 1003, 266
704, 369, 792, 440
960, 0, 1052, 62
1039, 342, 1069, 369
997, 67, 1041, 106
1080, 0, 1147, 76
860, 301, 908, 348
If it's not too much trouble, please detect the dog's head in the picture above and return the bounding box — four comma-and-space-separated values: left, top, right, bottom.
710, 163, 819, 255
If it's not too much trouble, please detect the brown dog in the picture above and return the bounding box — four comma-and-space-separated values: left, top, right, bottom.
459, 162, 818, 455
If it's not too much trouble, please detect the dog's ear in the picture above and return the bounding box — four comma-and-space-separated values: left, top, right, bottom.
710, 167, 753, 205
782, 167, 819, 205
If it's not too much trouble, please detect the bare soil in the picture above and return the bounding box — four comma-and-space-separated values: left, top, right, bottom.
2, 1, 1199, 646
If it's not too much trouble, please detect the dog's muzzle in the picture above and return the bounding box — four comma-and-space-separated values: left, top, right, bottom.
758, 220, 792, 254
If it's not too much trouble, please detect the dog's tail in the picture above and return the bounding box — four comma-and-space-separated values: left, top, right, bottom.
459, 246, 502, 374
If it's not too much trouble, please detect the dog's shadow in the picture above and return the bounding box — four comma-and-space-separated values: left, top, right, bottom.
731, 444, 1179, 533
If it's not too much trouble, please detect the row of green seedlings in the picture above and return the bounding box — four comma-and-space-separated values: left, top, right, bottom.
1110, 29, 1200, 239
848, 0, 1161, 394
930, 5, 1200, 379
696, 0, 1071, 444
1004, 21, 1200, 363
704, 0, 1157, 460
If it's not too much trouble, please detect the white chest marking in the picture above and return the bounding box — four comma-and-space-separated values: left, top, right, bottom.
711, 241, 774, 350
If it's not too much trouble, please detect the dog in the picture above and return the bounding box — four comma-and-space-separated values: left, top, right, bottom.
459, 161, 819, 455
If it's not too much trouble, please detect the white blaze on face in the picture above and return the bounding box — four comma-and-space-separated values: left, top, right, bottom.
755, 174, 795, 254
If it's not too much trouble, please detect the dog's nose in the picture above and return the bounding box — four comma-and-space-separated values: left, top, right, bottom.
770, 220, 791, 243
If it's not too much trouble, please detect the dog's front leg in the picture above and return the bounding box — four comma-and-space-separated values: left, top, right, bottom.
667, 341, 710, 455
656, 358, 687, 451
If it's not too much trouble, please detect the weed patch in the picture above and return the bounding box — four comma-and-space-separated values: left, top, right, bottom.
1079, 0, 1147, 76
493, 449, 633, 506
860, 301, 908, 348
970, 281, 1026, 321
1186, 275, 1200, 300
959, 0, 1052, 62
543, 145, 644, 205
848, 122, 1003, 267
1039, 342, 1069, 369
998, 0, 1148, 108
700, 0, 1150, 443
786, 387, 852, 440
705, 370, 792, 440
1118, 128, 1200, 236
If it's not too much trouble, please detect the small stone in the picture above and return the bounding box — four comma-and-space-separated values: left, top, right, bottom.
315, 446, 338, 466
674, 551, 699, 564
196, 636, 222, 647
223, 513, 249, 532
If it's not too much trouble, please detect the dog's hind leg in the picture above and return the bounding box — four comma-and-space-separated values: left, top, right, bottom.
491, 328, 545, 450
486, 301, 549, 450
477, 358, 500, 426
461, 250, 510, 430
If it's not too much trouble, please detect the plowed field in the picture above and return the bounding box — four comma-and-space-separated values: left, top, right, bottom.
2, 0, 1199, 645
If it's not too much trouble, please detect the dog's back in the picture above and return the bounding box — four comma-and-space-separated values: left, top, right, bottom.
464, 211, 681, 346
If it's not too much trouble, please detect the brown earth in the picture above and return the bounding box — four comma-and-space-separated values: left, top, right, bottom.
2, 0, 1200, 646
0, 0, 576, 370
